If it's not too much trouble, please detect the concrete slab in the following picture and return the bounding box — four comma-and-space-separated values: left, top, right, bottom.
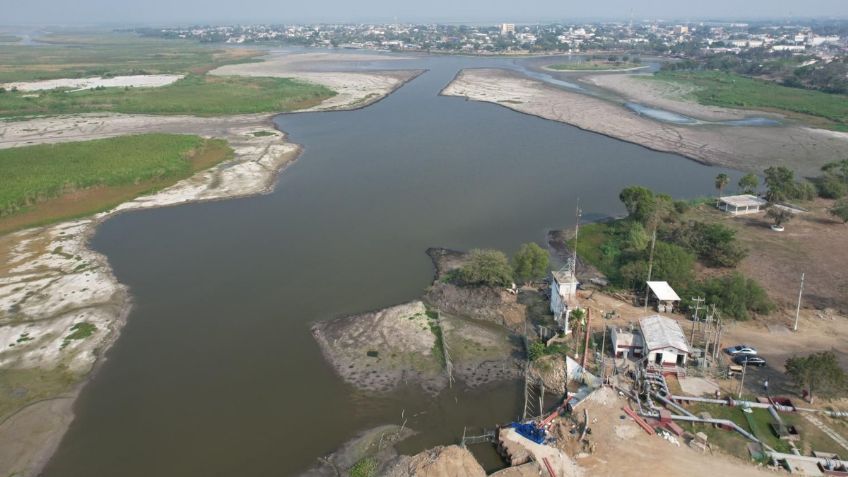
679, 377, 720, 396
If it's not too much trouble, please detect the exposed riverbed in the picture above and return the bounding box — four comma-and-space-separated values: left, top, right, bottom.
39, 53, 746, 476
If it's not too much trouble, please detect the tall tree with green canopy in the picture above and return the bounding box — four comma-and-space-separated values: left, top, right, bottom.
512, 243, 550, 285
619, 186, 656, 224
786, 351, 848, 403
715, 173, 730, 198
458, 249, 514, 287
738, 173, 759, 195
764, 166, 796, 203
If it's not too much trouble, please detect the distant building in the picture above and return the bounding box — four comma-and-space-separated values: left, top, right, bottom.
717, 194, 768, 215
639, 315, 691, 368
500, 23, 515, 36
550, 260, 578, 334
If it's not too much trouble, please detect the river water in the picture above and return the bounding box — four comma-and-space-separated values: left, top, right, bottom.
43, 54, 742, 476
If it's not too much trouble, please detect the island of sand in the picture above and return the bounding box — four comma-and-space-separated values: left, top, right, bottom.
441, 68, 848, 177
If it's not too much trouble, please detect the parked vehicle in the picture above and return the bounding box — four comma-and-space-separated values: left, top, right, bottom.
725, 344, 758, 356
733, 355, 766, 367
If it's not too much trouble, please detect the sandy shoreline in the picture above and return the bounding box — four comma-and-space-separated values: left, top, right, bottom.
441, 68, 848, 176
0, 62, 421, 476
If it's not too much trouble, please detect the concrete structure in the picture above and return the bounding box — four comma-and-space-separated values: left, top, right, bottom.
646, 281, 681, 313
550, 260, 578, 334
639, 315, 691, 367
717, 194, 768, 215
610, 326, 644, 358
500, 23, 515, 36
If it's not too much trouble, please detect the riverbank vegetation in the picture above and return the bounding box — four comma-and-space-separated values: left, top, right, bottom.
571, 185, 774, 320
0, 74, 335, 117
647, 70, 848, 131
0, 134, 232, 233
447, 243, 550, 288
547, 56, 642, 71
0, 32, 262, 82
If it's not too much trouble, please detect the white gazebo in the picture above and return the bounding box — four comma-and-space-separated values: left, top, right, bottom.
717, 194, 768, 215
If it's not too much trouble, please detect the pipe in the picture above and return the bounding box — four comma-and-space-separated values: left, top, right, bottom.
665, 414, 774, 452
653, 393, 696, 418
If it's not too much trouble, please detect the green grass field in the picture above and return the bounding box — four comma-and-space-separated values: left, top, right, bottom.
0, 74, 335, 117
650, 71, 848, 131
548, 61, 642, 71
0, 134, 232, 228
0, 32, 262, 82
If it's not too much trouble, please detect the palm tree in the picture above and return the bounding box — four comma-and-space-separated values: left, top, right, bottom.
715, 173, 730, 199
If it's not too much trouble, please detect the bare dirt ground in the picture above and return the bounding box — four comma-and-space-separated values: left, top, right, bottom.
442, 68, 848, 176
557, 386, 777, 477
691, 202, 848, 314
2, 74, 184, 92
210, 51, 422, 111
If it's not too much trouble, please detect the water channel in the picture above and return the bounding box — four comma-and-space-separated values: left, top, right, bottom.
43, 53, 744, 476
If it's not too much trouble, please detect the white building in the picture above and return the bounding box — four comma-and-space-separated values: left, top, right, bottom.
717, 194, 768, 215
550, 261, 578, 334
639, 315, 691, 368
500, 23, 515, 36
610, 326, 644, 359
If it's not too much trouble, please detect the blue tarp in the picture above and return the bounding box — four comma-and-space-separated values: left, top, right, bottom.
510, 422, 546, 444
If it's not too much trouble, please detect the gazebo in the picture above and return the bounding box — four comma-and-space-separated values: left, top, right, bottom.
646, 281, 681, 313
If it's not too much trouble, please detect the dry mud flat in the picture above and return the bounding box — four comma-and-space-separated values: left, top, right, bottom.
442, 68, 848, 176
210, 51, 423, 111
311, 300, 522, 394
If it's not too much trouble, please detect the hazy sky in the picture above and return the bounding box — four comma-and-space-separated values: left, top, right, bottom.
5, 0, 847, 25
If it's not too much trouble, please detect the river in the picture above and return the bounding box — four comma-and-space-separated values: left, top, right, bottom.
42, 54, 742, 476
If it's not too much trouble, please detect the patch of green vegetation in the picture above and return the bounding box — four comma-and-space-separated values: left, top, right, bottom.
349, 456, 378, 477
0, 34, 21, 43
0, 134, 232, 231
427, 318, 446, 368
65, 322, 96, 340
528, 341, 568, 361
548, 61, 642, 71
16, 333, 33, 343
0, 32, 262, 82
0, 74, 335, 117
0, 134, 212, 217
250, 130, 277, 137
650, 71, 848, 131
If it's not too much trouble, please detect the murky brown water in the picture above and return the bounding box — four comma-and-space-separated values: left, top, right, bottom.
43, 54, 742, 476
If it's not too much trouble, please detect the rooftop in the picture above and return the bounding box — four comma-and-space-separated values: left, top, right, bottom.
718, 194, 768, 208
647, 281, 681, 302
639, 315, 690, 354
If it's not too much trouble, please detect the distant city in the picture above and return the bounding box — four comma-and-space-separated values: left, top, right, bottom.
136, 21, 847, 58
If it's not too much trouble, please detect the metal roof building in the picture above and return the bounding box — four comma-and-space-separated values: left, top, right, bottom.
639, 315, 691, 368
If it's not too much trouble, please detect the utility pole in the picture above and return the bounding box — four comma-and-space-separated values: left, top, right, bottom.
582, 308, 592, 370
690, 297, 704, 345
713, 312, 723, 361
600, 324, 607, 379
738, 360, 748, 399
572, 200, 581, 273
793, 272, 805, 332
642, 227, 657, 313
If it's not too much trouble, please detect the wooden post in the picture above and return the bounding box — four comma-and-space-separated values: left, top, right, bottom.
582, 308, 592, 370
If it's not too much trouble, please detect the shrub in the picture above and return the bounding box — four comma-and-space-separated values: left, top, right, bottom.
458, 249, 514, 287
686, 272, 774, 320
831, 198, 848, 223
817, 174, 848, 199
512, 243, 550, 284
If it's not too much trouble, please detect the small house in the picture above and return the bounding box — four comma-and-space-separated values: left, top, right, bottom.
610, 326, 644, 359
646, 281, 681, 313
717, 194, 768, 215
639, 315, 691, 368
551, 261, 578, 334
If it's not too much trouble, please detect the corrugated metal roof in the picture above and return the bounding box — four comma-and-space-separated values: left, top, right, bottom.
647, 281, 681, 301
639, 315, 690, 354
719, 194, 768, 208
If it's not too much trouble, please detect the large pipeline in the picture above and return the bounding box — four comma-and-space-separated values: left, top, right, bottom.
653, 393, 696, 418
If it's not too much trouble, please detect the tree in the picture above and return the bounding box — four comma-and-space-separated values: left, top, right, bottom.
831, 198, 848, 223
764, 166, 795, 203
512, 243, 550, 284
822, 159, 848, 185
650, 242, 695, 287
786, 351, 848, 403
458, 249, 514, 287
738, 173, 759, 195
766, 207, 793, 228
619, 186, 656, 224
688, 222, 747, 267
686, 272, 773, 320
624, 222, 649, 251
715, 173, 730, 198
